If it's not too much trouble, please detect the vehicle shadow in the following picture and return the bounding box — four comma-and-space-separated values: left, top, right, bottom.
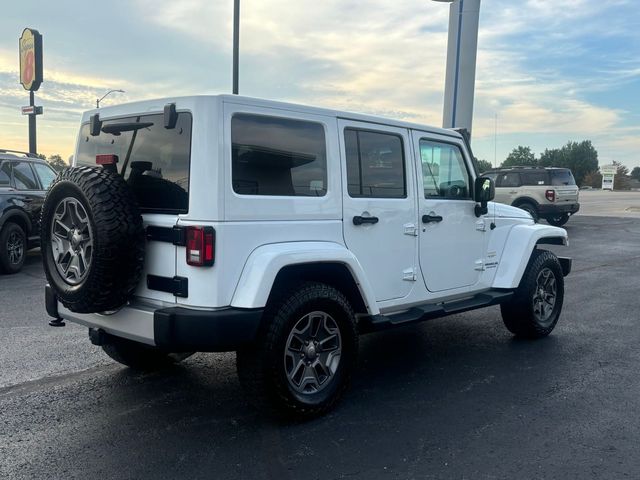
24, 309, 571, 479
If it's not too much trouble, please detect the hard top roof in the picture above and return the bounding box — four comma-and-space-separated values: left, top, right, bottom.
84, 94, 462, 140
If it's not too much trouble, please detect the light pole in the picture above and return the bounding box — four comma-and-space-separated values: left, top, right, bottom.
96, 89, 125, 108
432, 0, 481, 136
233, 0, 240, 94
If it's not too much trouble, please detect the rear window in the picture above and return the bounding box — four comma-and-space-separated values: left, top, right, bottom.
76, 112, 192, 213
550, 170, 576, 186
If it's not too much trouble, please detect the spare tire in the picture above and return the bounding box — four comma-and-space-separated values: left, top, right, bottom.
41, 166, 145, 313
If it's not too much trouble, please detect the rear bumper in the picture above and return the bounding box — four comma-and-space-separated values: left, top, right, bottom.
538, 202, 580, 216
46, 285, 263, 352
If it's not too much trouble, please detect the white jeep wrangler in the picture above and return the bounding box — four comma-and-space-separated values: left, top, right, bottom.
42, 95, 571, 417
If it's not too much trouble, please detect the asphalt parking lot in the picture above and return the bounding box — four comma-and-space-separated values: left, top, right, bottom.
1, 212, 640, 479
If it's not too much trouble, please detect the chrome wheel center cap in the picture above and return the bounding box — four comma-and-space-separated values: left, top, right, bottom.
304, 343, 318, 360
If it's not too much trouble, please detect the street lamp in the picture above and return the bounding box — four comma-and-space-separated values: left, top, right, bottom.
431, 0, 481, 136
96, 89, 125, 108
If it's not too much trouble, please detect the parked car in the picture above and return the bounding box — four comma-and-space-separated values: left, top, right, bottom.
0, 150, 58, 273
482, 166, 580, 226
42, 95, 571, 417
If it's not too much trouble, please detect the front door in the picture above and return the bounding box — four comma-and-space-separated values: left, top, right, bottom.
339, 120, 417, 302
412, 132, 485, 293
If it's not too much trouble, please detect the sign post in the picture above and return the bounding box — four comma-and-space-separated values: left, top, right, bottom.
19, 28, 43, 155
601, 164, 616, 191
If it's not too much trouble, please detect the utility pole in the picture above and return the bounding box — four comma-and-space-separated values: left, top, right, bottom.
233, 0, 240, 94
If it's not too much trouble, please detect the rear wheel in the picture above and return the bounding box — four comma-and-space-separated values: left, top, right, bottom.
237, 282, 358, 418
0, 222, 26, 274
547, 213, 570, 227
501, 249, 564, 338
101, 335, 193, 371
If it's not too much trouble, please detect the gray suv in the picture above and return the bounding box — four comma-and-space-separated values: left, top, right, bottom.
483, 167, 580, 226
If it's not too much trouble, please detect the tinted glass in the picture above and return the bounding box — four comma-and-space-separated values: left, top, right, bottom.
520, 171, 549, 186
77, 113, 192, 213
345, 129, 406, 198
419, 140, 471, 199
497, 172, 520, 188
232, 114, 327, 196
551, 170, 576, 186
13, 162, 38, 190
32, 163, 57, 189
0, 162, 10, 186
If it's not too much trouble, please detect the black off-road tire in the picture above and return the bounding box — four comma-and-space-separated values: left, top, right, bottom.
41, 166, 145, 313
101, 335, 193, 371
501, 249, 564, 339
546, 213, 570, 227
517, 202, 539, 222
0, 222, 26, 274
236, 282, 358, 418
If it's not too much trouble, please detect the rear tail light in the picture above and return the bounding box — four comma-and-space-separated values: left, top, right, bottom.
186, 226, 215, 267
96, 154, 118, 165
545, 189, 556, 202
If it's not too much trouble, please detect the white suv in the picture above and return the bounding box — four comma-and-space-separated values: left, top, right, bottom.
42, 95, 571, 417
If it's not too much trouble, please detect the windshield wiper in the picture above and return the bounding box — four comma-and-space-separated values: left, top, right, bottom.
101, 122, 154, 136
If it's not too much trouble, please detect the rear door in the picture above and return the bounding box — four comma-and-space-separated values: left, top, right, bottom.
551, 169, 579, 204
11, 161, 44, 240
338, 119, 417, 302
75, 111, 193, 303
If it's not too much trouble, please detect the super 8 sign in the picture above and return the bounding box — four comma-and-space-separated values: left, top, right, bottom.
19, 28, 43, 91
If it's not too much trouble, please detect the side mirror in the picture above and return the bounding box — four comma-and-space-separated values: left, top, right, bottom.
474, 176, 495, 217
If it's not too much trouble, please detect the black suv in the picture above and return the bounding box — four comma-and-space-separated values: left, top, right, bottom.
0, 150, 58, 273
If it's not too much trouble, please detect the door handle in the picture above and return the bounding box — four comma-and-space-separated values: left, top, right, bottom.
422, 214, 443, 224
353, 215, 379, 226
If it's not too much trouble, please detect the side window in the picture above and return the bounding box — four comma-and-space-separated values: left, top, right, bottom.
419, 140, 471, 199
345, 129, 406, 198
520, 172, 548, 186
13, 162, 39, 190
0, 162, 11, 187
231, 114, 327, 196
32, 163, 58, 189
497, 172, 521, 188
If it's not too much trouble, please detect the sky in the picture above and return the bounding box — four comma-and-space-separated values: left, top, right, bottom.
0, 0, 639, 170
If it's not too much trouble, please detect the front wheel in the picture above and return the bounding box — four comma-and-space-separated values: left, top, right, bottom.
237, 282, 358, 418
547, 213, 570, 227
501, 249, 564, 338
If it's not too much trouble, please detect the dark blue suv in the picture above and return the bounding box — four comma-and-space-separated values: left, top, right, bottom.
0, 150, 58, 273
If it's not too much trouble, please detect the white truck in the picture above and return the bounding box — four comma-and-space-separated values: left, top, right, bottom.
42, 95, 571, 417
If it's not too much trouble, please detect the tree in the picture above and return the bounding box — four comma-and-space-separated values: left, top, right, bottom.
501, 146, 537, 167
613, 161, 630, 190
475, 158, 493, 173
631, 166, 640, 181
582, 171, 602, 188
47, 154, 67, 172
539, 140, 598, 186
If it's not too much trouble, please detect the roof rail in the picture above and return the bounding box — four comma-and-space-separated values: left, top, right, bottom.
0, 149, 40, 159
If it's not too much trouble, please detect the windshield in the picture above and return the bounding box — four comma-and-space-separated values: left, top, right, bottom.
550, 169, 576, 186
76, 112, 192, 213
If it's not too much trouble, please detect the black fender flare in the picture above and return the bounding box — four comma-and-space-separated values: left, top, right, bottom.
511, 196, 540, 208
0, 207, 32, 234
